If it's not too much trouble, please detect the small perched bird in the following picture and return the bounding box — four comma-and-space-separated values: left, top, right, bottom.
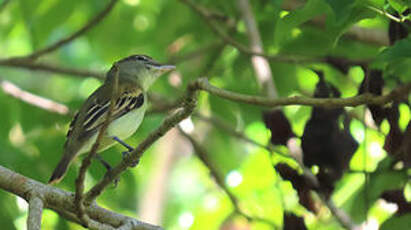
49, 55, 175, 184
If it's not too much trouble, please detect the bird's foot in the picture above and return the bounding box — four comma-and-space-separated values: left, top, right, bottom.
122, 151, 140, 167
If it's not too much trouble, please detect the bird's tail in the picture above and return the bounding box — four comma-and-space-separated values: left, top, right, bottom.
48, 153, 75, 184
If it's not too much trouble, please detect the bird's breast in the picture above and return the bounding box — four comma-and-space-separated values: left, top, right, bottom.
106, 102, 147, 139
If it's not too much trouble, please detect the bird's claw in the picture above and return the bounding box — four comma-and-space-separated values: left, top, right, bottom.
122, 151, 139, 167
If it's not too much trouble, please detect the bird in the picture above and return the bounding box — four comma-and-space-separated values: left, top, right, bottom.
48, 55, 175, 184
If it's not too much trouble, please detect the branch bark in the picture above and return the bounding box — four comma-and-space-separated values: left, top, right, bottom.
27, 196, 44, 230
1, 75, 408, 229
237, 0, 278, 98
0, 166, 161, 230
196, 78, 411, 108
0, 59, 104, 79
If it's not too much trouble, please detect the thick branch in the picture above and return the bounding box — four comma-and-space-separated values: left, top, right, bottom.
27, 196, 44, 230
196, 78, 411, 108
0, 166, 161, 230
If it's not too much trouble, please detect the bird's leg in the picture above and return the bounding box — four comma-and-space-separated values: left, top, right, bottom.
94, 154, 112, 171
94, 154, 119, 186
112, 136, 134, 152
112, 136, 139, 167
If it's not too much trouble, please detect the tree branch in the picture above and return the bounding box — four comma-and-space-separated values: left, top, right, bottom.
178, 0, 318, 63
6, 0, 119, 61
0, 166, 161, 230
27, 196, 44, 230
237, 0, 278, 98
195, 78, 411, 108
193, 113, 290, 158
0, 59, 104, 79
0, 80, 70, 115
1, 73, 403, 229
366, 5, 402, 23
83, 76, 409, 204
167, 42, 224, 65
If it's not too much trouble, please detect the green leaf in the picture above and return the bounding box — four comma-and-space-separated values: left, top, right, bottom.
381, 214, 411, 230
365, 0, 386, 8
325, 0, 357, 25
325, 3, 376, 44
18, 0, 78, 49
344, 158, 408, 222
388, 0, 408, 13
274, 0, 328, 47
377, 38, 411, 62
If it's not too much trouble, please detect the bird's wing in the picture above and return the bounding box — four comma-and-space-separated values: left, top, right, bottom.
66, 85, 144, 142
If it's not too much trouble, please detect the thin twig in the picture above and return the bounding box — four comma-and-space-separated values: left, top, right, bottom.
0, 80, 70, 115
167, 42, 224, 64
237, 0, 278, 98
7, 0, 118, 61
0, 59, 104, 79
74, 64, 119, 226
193, 113, 291, 158
198, 43, 226, 77
178, 128, 279, 229
366, 5, 402, 23
195, 78, 411, 108
179, 0, 322, 63
27, 196, 44, 230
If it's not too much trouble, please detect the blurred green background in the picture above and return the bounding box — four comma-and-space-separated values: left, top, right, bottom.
0, 0, 410, 229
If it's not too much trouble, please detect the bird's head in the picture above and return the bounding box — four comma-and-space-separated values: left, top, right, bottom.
107, 55, 175, 91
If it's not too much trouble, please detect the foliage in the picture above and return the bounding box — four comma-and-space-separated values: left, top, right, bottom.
0, 0, 410, 229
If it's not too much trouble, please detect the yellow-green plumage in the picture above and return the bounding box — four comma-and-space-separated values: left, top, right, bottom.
49, 55, 174, 184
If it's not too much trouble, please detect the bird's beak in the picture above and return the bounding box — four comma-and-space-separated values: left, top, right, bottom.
156, 64, 176, 74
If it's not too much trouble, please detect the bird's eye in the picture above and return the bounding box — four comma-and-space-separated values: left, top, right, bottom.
136, 56, 146, 61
